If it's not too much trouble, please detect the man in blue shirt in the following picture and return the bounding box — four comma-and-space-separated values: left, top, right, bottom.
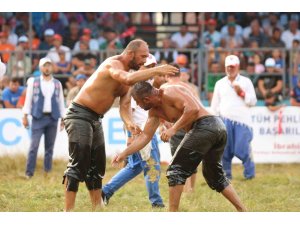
2, 77, 25, 108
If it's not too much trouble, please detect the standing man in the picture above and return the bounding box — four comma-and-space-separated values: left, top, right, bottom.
22, 57, 65, 179
113, 81, 247, 212
211, 55, 257, 180
63, 39, 178, 211
101, 54, 165, 208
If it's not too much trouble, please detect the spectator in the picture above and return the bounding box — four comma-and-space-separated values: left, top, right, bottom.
245, 62, 259, 85
281, 19, 300, 49
22, 57, 65, 179
7, 46, 32, 81
244, 19, 267, 47
290, 79, 300, 106
0, 31, 15, 63
82, 12, 100, 38
171, 25, 196, 49
207, 61, 224, 103
253, 53, 265, 74
73, 28, 99, 52
154, 38, 178, 64
42, 12, 66, 36
17, 35, 29, 50
15, 13, 30, 37
201, 18, 221, 49
271, 49, 284, 73
53, 49, 72, 75
2, 21, 18, 46
66, 74, 87, 107
46, 34, 71, 64
211, 55, 257, 180
257, 57, 283, 99
262, 27, 285, 48
99, 27, 123, 51
264, 91, 284, 111
72, 58, 95, 77
38, 28, 55, 53
1, 77, 25, 108
220, 13, 244, 37
71, 38, 97, 71
262, 13, 284, 37
63, 19, 81, 49
220, 22, 244, 49
37, 28, 55, 70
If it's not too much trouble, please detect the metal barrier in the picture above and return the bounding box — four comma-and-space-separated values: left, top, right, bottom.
0, 47, 298, 100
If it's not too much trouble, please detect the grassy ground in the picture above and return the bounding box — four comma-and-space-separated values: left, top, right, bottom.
0, 155, 300, 212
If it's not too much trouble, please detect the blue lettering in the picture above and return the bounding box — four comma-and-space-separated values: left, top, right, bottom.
108, 118, 126, 144
0, 118, 22, 145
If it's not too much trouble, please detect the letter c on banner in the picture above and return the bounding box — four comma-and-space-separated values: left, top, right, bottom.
0, 118, 22, 145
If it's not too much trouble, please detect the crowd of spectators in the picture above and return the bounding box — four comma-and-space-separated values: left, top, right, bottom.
0, 12, 300, 108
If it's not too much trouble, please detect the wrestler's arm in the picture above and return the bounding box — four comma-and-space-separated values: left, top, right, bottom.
108, 60, 178, 85
160, 87, 199, 142
119, 87, 142, 134
112, 113, 160, 164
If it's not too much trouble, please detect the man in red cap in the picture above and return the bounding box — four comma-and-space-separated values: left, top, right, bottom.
46, 33, 71, 64
73, 28, 98, 52
201, 18, 221, 49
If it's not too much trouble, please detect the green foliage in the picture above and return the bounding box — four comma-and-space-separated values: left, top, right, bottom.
0, 155, 300, 212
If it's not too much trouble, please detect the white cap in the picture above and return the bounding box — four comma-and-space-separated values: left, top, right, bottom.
144, 54, 157, 67
18, 35, 28, 43
39, 57, 52, 68
225, 55, 240, 67
44, 28, 55, 36
0, 58, 6, 78
265, 58, 276, 67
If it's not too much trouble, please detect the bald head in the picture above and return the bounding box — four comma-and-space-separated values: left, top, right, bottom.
124, 39, 149, 70
124, 39, 148, 53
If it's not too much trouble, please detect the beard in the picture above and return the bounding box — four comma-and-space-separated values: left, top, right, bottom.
43, 70, 52, 76
128, 55, 142, 71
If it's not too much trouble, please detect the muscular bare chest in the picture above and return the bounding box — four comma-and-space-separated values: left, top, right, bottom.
154, 105, 183, 123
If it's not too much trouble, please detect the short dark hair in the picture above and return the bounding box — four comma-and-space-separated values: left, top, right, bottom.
169, 63, 180, 77
11, 77, 20, 83
132, 81, 153, 99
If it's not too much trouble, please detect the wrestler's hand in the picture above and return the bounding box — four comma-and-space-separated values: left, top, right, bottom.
160, 128, 176, 142
126, 123, 142, 135
60, 119, 65, 131
111, 152, 126, 167
156, 64, 179, 76
22, 116, 29, 129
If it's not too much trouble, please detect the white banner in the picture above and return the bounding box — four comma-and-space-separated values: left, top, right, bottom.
0, 107, 300, 163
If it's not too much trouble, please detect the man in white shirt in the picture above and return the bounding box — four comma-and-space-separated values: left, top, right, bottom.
281, 19, 300, 49
22, 57, 65, 179
46, 34, 72, 63
211, 55, 257, 180
171, 25, 196, 49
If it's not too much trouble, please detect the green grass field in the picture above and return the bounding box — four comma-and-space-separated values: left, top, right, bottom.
0, 154, 300, 212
